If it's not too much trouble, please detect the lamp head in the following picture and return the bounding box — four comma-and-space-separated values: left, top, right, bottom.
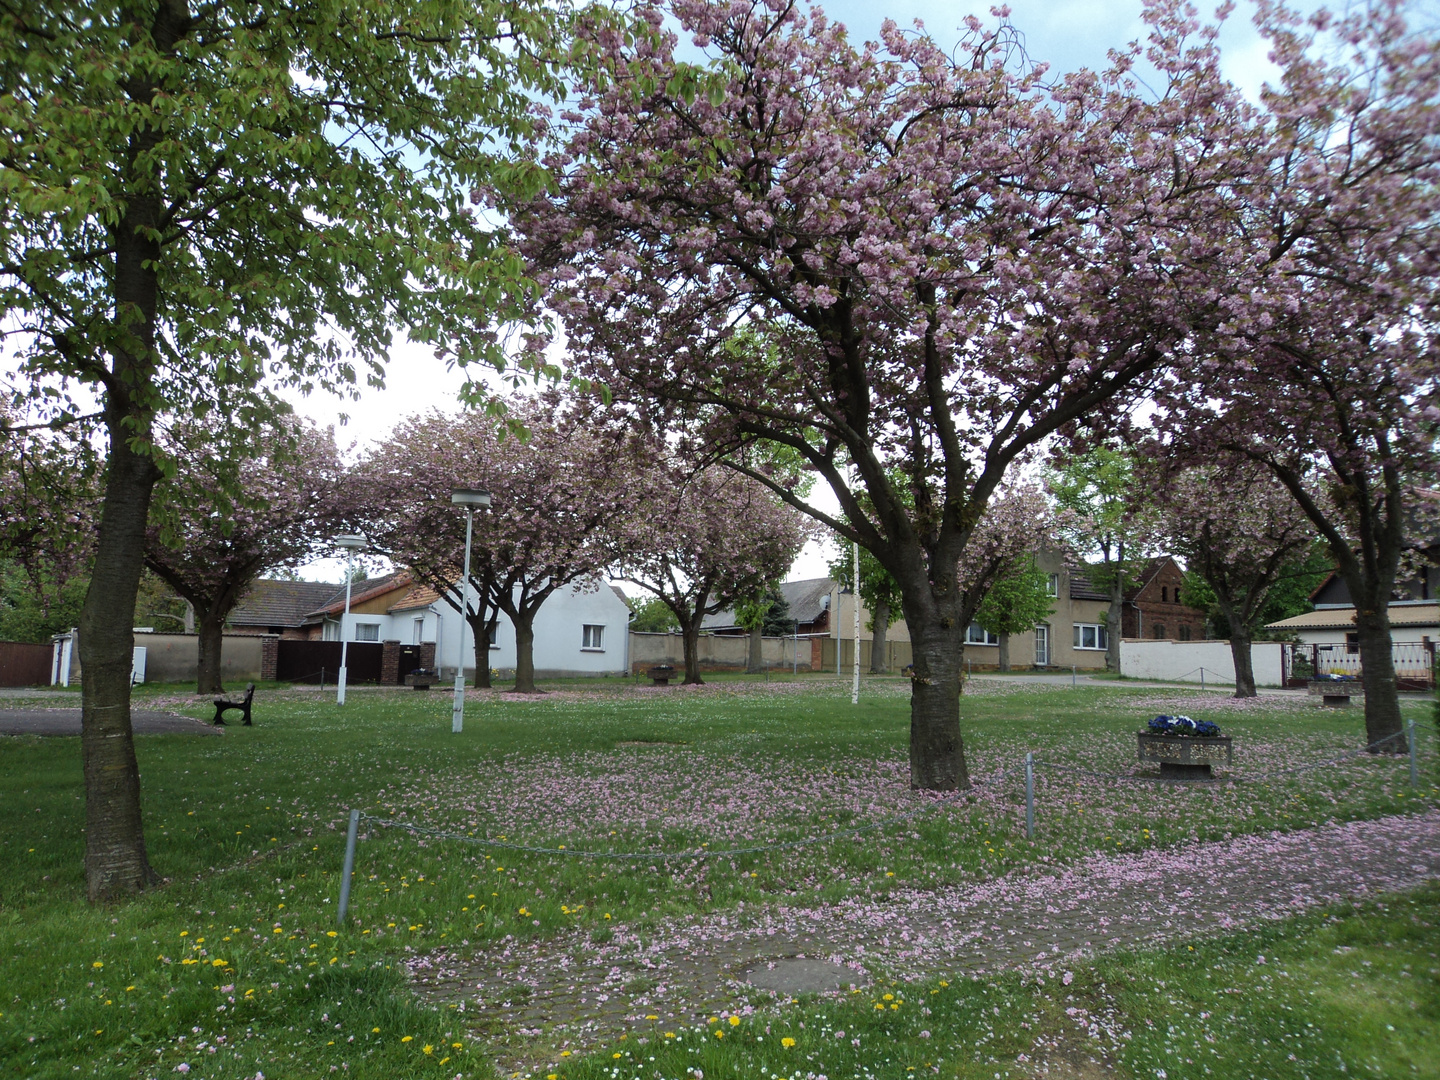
450, 488, 492, 508
335, 533, 367, 551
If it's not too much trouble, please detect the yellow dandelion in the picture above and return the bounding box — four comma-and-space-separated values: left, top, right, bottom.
781, 1037, 796, 1048
401, 1035, 413, 1043
423, 1045, 434, 1055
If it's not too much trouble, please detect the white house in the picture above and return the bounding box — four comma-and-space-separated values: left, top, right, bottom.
339, 576, 634, 679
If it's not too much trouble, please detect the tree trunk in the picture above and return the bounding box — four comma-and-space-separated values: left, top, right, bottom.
681, 621, 704, 685
510, 614, 538, 693
79, 432, 162, 902
1228, 630, 1256, 698
469, 612, 493, 689
1106, 574, 1123, 674
195, 610, 226, 694
907, 618, 968, 790
1354, 602, 1405, 752
746, 623, 763, 673
869, 601, 890, 673
997, 631, 1011, 673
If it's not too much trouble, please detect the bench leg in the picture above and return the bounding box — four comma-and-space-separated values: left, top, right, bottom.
212, 706, 227, 726
241, 702, 253, 726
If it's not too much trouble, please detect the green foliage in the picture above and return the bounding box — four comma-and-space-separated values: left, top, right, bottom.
629, 595, 679, 633
974, 559, 1055, 637
828, 541, 902, 629
1183, 544, 1331, 638
1, 0, 569, 430
0, 559, 87, 643
1047, 445, 1150, 588
736, 585, 791, 635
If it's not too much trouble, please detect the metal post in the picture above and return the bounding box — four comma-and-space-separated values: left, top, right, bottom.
337, 559, 354, 706
1409, 719, 1418, 787
793, 619, 799, 676
1024, 752, 1035, 839
1071, 665, 1076, 688
337, 808, 360, 925
1200, 667, 1205, 692
453, 508, 474, 734
851, 539, 861, 705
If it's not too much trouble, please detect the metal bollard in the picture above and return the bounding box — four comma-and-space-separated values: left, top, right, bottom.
1024, 752, 1035, 840
1200, 667, 1205, 692
337, 809, 360, 925
1071, 665, 1076, 688
1408, 719, 1418, 787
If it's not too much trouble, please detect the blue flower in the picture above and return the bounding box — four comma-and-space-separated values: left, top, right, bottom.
1148, 714, 1221, 737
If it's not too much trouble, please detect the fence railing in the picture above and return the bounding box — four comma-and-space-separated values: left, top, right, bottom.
1285, 640, 1436, 690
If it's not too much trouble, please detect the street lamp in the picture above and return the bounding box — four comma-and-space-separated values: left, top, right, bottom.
450, 488, 492, 733
334, 533, 368, 705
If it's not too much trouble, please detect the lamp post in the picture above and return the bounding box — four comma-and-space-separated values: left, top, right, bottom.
450, 487, 492, 733
334, 533, 367, 705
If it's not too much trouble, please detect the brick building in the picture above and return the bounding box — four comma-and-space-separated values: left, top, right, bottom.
1121, 556, 1207, 641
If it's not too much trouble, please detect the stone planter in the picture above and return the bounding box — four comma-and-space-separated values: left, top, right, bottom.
404, 668, 437, 690
646, 664, 676, 686
1137, 731, 1233, 779
1307, 679, 1363, 707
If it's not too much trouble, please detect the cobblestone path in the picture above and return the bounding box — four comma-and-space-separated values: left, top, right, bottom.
408, 810, 1440, 1045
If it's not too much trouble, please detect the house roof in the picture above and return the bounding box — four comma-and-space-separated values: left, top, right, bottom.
389, 581, 446, 613
1265, 603, 1440, 632
610, 584, 632, 610
1068, 570, 1109, 602
701, 577, 835, 631
229, 580, 344, 629
304, 571, 412, 618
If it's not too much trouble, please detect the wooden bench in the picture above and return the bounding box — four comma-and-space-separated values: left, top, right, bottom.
212, 683, 255, 726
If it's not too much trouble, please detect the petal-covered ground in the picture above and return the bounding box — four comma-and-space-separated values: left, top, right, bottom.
408, 810, 1440, 1059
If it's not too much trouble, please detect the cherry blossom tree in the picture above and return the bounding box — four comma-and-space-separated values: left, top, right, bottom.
500, 0, 1252, 787
360, 398, 640, 693
144, 420, 346, 694
1152, 457, 1318, 697
1169, 0, 1440, 745
614, 464, 811, 685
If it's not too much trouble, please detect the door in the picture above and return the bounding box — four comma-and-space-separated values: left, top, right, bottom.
1034, 624, 1049, 667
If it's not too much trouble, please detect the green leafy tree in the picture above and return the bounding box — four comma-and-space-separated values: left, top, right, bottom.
735, 585, 790, 673
0, 0, 566, 901
630, 596, 680, 634
828, 543, 903, 674
1048, 447, 1152, 672
974, 560, 1055, 672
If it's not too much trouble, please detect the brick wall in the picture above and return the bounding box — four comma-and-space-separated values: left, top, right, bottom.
381, 640, 402, 685
259, 635, 279, 681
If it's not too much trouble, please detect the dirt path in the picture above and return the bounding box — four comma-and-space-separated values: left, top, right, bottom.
408, 810, 1440, 1046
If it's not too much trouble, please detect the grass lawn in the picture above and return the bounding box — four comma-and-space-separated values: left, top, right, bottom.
0, 675, 1435, 1079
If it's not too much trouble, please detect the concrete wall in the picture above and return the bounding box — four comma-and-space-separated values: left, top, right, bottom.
628, 632, 808, 672
1120, 639, 1285, 687
58, 632, 267, 685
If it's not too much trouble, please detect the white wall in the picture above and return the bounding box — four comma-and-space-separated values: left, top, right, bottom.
425, 579, 631, 678
1120, 639, 1285, 687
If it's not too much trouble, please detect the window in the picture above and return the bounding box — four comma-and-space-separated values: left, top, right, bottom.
1345, 632, 1359, 655
582, 624, 605, 650
1161, 586, 1168, 603
966, 623, 999, 646
1179, 625, 1192, 642
487, 622, 499, 649
1153, 624, 1166, 640
1073, 623, 1108, 650
1046, 573, 1060, 598
354, 623, 379, 642
412, 617, 424, 645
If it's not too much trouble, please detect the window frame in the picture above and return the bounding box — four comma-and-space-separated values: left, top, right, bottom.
1046, 573, 1060, 598
1072, 623, 1108, 651
353, 622, 380, 642
965, 623, 999, 646
581, 624, 605, 651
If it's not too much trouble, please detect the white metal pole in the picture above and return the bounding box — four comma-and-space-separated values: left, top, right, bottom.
852, 537, 861, 705
336, 554, 353, 705
452, 508, 474, 734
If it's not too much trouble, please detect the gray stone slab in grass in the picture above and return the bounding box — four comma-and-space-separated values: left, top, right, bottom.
0, 709, 220, 736
742, 958, 862, 994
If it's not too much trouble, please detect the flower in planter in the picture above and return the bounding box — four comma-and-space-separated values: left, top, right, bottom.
1147, 714, 1221, 737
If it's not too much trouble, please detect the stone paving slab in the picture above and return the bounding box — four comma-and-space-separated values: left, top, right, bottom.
407, 810, 1440, 1044
0, 709, 220, 736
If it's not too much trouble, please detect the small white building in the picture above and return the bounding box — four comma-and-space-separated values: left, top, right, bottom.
368, 577, 633, 679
